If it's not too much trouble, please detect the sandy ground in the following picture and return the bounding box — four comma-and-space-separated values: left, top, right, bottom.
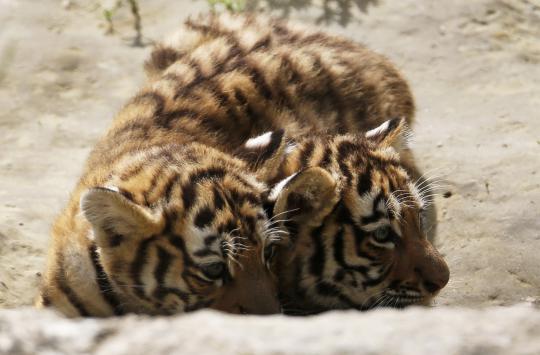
0, 0, 539, 309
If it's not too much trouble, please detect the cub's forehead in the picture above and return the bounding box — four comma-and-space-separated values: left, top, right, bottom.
348, 167, 424, 223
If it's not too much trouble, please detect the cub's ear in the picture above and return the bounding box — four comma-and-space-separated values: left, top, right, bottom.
365, 118, 411, 152
81, 187, 162, 246
270, 167, 339, 227
237, 129, 292, 181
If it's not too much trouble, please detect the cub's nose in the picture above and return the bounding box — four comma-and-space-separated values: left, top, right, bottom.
416, 258, 450, 294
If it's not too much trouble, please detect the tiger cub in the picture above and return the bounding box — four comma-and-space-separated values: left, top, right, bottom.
143, 13, 447, 314
37, 13, 449, 317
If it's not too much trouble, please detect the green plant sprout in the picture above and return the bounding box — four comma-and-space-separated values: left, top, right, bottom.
102, 0, 143, 47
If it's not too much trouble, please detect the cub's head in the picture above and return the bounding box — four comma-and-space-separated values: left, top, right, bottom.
265, 119, 450, 314
80, 143, 284, 315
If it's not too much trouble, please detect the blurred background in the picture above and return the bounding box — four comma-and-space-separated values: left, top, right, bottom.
0, 0, 539, 310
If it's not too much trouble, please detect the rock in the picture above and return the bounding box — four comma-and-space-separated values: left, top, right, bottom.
1, 305, 539, 355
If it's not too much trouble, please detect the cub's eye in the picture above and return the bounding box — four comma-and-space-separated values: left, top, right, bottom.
201, 262, 226, 280
264, 244, 277, 264
372, 226, 393, 243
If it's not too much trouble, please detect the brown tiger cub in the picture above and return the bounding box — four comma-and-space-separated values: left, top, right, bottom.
37, 12, 448, 317
261, 119, 449, 314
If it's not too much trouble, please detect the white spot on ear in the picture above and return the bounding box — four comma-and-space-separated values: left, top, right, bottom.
269, 173, 298, 201
285, 143, 297, 155
103, 185, 120, 193
245, 131, 272, 149
366, 120, 390, 138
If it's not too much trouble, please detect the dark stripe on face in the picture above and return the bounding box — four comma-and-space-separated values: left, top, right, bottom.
213, 187, 225, 210
55, 252, 90, 316
162, 173, 180, 204
361, 193, 385, 225
333, 227, 369, 274
168, 235, 193, 267
102, 225, 124, 248
352, 225, 376, 261
316, 281, 341, 297
193, 248, 220, 258
357, 167, 373, 197
130, 237, 155, 300
88, 245, 124, 315
194, 207, 214, 229
153, 246, 173, 300
181, 167, 226, 213
184, 298, 213, 312
362, 264, 393, 289
309, 225, 326, 277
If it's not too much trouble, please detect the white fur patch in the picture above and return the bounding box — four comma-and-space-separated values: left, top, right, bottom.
285, 143, 297, 155
269, 173, 298, 201
86, 230, 95, 241
245, 131, 273, 149
365, 120, 390, 138
103, 185, 119, 193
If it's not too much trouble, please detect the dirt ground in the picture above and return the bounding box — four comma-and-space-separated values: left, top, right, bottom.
0, 0, 539, 309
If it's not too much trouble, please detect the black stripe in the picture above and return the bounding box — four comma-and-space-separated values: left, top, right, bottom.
319, 146, 333, 169
193, 248, 220, 257
252, 35, 271, 51
130, 237, 155, 300
55, 253, 90, 316
300, 141, 315, 168
234, 88, 247, 104
246, 62, 273, 100
88, 245, 124, 315
352, 224, 376, 261
132, 92, 165, 115
162, 173, 180, 204
361, 193, 385, 225
181, 167, 227, 213
362, 264, 393, 289
153, 246, 173, 300
316, 281, 340, 297
213, 187, 225, 210
40, 292, 52, 307
194, 206, 214, 229
337, 141, 358, 162
184, 298, 213, 312
357, 167, 373, 196
309, 225, 326, 277
258, 129, 285, 163
333, 227, 369, 274
119, 163, 146, 181
156, 108, 198, 129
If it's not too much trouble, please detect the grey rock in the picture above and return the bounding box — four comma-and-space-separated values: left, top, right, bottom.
1, 305, 539, 355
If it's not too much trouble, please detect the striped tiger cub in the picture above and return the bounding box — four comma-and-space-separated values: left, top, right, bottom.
36, 12, 448, 317
265, 119, 450, 314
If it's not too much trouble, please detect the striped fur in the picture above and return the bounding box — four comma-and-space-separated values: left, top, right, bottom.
37, 13, 447, 317
266, 121, 449, 314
